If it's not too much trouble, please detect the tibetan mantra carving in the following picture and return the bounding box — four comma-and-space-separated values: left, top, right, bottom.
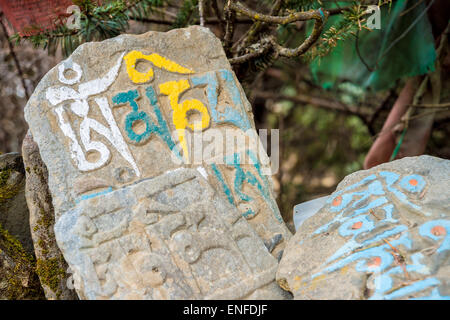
277, 156, 449, 300
24, 27, 291, 299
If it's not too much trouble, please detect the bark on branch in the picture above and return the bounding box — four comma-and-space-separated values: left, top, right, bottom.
227, 1, 328, 63
229, 1, 326, 24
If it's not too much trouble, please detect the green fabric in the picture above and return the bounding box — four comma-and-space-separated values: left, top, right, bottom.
310, 0, 436, 91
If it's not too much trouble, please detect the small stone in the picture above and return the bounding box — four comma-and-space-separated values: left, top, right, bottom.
277, 155, 450, 300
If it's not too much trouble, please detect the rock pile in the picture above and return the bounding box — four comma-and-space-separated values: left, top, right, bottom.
2, 26, 448, 300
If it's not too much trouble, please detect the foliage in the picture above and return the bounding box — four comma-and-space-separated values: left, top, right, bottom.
304, 2, 394, 63
10, 0, 383, 61
304, 6, 364, 62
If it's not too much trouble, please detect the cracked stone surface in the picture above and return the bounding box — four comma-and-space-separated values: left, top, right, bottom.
24, 26, 291, 299
277, 155, 450, 300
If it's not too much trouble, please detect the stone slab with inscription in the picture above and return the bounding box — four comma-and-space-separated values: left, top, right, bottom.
24, 26, 291, 299
277, 156, 450, 300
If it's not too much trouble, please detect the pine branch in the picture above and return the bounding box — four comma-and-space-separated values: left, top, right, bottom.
223, 0, 236, 56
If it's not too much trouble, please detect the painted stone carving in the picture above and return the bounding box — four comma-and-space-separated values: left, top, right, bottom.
56, 168, 287, 299
277, 156, 450, 300
24, 26, 290, 299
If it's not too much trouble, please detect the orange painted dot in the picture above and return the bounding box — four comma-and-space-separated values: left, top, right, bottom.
368, 257, 381, 268
332, 196, 342, 206
409, 179, 418, 186
351, 221, 363, 230
431, 226, 446, 237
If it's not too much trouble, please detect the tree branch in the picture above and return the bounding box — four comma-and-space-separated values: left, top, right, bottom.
0, 12, 30, 100
234, 0, 284, 53
227, 1, 328, 61
270, 15, 326, 57
223, 0, 237, 56
230, 1, 325, 24
409, 102, 450, 108
210, 0, 225, 37
254, 91, 372, 119
199, 0, 205, 27
229, 37, 273, 64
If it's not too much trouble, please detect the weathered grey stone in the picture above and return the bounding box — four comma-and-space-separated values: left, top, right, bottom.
277, 155, 450, 300
56, 168, 289, 299
24, 26, 291, 299
22, 131, 78, 300
0, 152, 34, 254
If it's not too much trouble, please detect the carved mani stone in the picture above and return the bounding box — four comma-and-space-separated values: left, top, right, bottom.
277, 156, 450, 300
24, 26, 291, 299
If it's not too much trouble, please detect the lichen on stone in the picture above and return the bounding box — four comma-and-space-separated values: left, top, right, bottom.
36, 206, 54, 230
0, 167, 21, 204
0, 223, 45, 299
36, 257, 66, 299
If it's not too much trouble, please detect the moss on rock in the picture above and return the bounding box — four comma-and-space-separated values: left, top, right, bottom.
36, 257, 66, 299
0, 153, 25, 205
0, 223, 45, 299
0, 168, 21, 204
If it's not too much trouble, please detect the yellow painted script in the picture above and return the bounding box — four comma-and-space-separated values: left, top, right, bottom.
124, 50, 194, 84
159, 79, 210, 162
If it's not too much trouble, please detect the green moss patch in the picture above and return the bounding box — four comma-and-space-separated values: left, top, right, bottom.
0, 168, 21, 204
0, 223, 45, 299
36, 257, 66, 299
